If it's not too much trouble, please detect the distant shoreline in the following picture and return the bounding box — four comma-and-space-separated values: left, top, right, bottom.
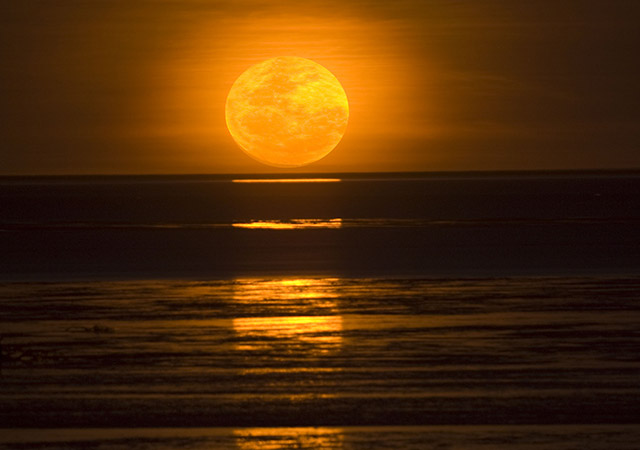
1, 168, 640, 183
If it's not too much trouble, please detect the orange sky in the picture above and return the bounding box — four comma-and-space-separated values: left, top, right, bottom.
1, 1, 639, 174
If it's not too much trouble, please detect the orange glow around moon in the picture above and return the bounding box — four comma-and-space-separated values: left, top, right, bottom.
225, 56, 349, 168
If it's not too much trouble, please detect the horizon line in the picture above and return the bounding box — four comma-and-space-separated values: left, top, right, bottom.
2, 168, 640, 179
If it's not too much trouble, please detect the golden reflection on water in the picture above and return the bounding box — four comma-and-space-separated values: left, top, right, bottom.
232, 278, 343, 355
233, 315, 342, 352
232, 218, 342, 230
233, 278, 340, 304
232, 178, 341, 183
234, 427, 344, 450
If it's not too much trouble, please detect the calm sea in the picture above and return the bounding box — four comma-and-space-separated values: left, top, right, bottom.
1, 172, 639, 448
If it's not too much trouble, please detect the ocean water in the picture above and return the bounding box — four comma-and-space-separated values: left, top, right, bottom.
1, 172, 639, 279
1, 172, 639, 448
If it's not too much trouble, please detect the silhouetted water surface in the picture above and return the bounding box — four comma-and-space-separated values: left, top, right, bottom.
1, 173, 639, 448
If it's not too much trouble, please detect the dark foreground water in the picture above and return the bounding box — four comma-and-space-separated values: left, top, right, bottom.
2, 425, 640, 449
1, 172, 639, 448
1, 276, 640, 448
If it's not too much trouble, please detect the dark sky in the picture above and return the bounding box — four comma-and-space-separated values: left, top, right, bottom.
1, 1, 639, 174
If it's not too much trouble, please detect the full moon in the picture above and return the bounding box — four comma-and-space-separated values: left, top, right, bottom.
225, 57, 349, 168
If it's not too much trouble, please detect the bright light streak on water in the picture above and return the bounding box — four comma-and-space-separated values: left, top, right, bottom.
232, 218, 342, 229
232, 178, 342, 183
